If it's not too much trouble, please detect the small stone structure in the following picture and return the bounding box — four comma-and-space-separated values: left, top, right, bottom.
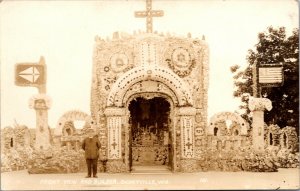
1, 125, 34, 172
279, 126, 298, 151
265, 124, 281, 147
206, 112, 249, 151
53, 110, 92, 149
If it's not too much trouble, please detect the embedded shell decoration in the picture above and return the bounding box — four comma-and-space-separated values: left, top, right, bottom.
28, 94, 52, 109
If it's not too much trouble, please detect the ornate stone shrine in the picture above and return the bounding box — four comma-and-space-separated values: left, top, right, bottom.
90, 29, 209, 172
4, 0, 299, 174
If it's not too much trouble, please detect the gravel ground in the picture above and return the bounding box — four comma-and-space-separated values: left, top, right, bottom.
1, 168, 299, 190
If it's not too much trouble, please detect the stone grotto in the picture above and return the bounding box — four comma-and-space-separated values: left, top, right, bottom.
1, 0, 299, 174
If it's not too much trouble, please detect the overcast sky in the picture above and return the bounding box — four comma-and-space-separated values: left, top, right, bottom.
0, 0, 298, 129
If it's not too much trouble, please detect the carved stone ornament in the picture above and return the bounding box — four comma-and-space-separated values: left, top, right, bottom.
248, 97, 272, 111
195, 126, 204, 136
28, 94, 52, 109
165, 43, 196, 77
110, 53, 129, 73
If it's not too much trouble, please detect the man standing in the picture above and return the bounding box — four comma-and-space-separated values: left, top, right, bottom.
82, 128, 101, 178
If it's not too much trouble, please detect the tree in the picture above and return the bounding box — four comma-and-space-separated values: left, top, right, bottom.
231, 26, 299, 130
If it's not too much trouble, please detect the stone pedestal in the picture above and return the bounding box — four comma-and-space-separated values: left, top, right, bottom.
249, 97, 272, 152
29, 94, 52, 150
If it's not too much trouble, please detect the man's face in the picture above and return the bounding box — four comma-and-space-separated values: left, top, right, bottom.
88, 131, 94, 137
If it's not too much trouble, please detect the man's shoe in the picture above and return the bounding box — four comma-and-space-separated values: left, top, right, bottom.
93, 175, 98, 178
85, 175, 91, 178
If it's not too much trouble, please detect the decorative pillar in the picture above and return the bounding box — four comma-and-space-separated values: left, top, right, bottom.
29, 94, 52, 150
104, 107, 127, 172
249, 97, 272, 152
177, 106, 197, 172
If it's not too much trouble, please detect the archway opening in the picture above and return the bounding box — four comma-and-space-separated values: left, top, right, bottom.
269, 133, 273, 145
128, 97, 172, 170
283, 133, 287, 148
10, 137, 13, 148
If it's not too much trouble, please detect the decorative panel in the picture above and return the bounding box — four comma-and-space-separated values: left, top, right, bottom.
181, 117, 194, 158
108, 117, 122, 159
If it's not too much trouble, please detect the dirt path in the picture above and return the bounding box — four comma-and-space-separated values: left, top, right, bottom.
1, 168, 299, 190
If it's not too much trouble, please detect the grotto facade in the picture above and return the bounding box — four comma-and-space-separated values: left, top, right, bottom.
89, 32, 209, 172
3, 0, 299, 174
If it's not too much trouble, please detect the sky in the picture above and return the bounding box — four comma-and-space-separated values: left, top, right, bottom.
0, 0, 298, 129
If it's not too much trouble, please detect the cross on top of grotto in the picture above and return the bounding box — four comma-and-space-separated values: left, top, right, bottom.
134, 0, 164, 33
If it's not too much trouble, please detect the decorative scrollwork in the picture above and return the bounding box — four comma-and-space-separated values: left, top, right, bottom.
165, 42, 196, 77
249, 97, 272, 111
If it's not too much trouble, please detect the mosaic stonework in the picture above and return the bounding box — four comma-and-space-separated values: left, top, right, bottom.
107, 117, 122, 159
181, 117, 194, 158
90, 32, 209, 172
279, 126, 298, 151
5, 32, 298, 173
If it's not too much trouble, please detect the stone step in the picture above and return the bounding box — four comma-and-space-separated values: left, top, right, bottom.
131, 165, 172, 174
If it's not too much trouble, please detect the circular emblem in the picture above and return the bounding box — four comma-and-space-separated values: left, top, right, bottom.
172, 48, 191, 68
110, 53, 129, 73
166, 46, 196, 77
195, 127, 204, 136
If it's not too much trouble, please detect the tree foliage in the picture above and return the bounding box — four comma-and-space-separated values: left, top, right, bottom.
232, 26, 299, 130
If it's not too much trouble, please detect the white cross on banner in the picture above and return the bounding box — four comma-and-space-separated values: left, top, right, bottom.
258, 67, 283, 84
15, 64, 46, 87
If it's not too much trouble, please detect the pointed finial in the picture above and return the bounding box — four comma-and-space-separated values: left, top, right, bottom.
113, 31, 119, 40
39, 56, 45, 65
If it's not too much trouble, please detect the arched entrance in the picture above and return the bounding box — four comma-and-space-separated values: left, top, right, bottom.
104, 66, 197, 173
128, 96, 173, 171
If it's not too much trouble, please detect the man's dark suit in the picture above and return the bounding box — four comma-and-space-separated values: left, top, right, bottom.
82, 136, 101, 177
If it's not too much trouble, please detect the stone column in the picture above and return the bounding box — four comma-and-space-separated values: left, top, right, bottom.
249, 97, 272, 152
177, 106, 197, 172
29, 94, 52, 150
104, 107, 127, 172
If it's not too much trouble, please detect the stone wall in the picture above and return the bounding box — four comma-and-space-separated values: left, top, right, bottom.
1, 125, 34, 172
28, 146, 86, 173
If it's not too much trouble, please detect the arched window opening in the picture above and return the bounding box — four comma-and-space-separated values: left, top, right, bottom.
66, 128, 72, 136
234, 129, 239, 136
214, 127, 218, 136
10, 138, 13, 147
283, 133, 287, 147
269, 133, 273, 145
